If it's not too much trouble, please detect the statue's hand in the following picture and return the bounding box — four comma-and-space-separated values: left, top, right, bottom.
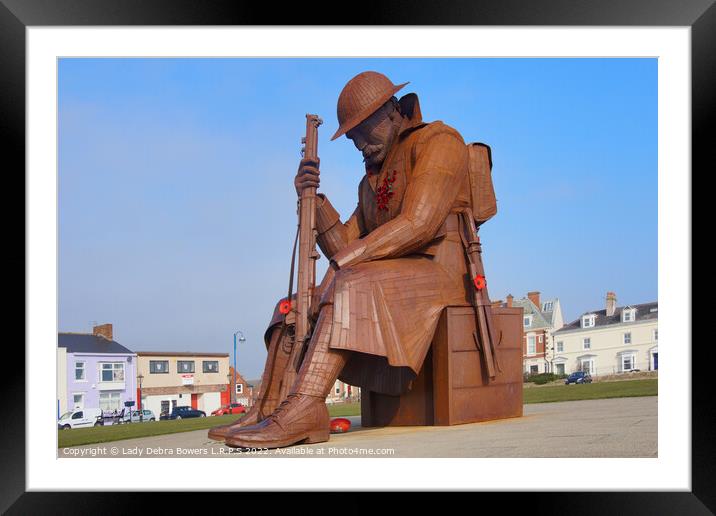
295, 157, 320, 196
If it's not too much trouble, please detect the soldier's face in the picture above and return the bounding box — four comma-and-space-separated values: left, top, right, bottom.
346, 102, 400, 167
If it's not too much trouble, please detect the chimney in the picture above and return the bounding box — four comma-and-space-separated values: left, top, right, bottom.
527, 291, 541, 309
606, 292, 617, 317
93, 323, 113, 341
506, 294, 513, 308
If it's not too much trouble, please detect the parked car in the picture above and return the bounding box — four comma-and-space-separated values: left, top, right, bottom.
160, 406, 206, 420
123, 409, 156, 423
565, 371, 592, 385
58, 408, 103, 430
211, 403, 246, 416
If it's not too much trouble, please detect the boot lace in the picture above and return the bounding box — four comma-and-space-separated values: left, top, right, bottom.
268, 393, 301, 422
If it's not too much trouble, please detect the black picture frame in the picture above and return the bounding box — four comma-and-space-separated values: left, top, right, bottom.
2, 0, 708, 512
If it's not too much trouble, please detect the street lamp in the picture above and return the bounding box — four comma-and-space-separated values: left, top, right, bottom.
137, 373, 144, 422
232, 331, 246, 404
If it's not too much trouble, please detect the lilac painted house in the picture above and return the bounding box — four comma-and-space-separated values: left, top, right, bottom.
57, 324, 136, 416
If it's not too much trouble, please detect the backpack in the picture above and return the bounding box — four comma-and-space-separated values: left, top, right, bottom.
466, 142, 497, 226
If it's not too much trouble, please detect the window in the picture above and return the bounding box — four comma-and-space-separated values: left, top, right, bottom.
177, 361, 195, 373
235, 383, 243, 395
335, 385, 341, 395
75, 362, 85, 381
622, 308, 636, 322
582, 315, 595, 328
72, 411, 83, 420
542, 301, 553, 312
538, 335, 543, 343
556, 341, 564, 353
99, 392, 121, 412
150, 360, 169, 374
524, 315, 532, 327
624, 332, 631, 344
530, 365, 538, 374
654, 329, 658, 341
555, 363, 565, 375
583, 338, 591, 350
203, 361, 219, 373
580, 359, 593, 374
101, 363, 124, 382
72, 393, 84, 409
622, 354, 635, 372
527, 336, 536, 355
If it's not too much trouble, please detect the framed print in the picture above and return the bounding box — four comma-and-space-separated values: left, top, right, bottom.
3, 0, 710, 511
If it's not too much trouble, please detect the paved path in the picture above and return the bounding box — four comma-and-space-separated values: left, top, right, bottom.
60, 396, 657, 458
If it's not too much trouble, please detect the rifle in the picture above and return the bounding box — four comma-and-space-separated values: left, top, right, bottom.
278, 113, 323, 401
457, 207, 500, 380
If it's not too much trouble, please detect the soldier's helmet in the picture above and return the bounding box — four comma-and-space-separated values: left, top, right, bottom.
330, 71, 409, 141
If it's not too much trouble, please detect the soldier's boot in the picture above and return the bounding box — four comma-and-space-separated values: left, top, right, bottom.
225, 305, 347, 449
208, 322, 294, 441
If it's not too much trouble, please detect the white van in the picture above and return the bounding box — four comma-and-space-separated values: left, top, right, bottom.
58, 408, 102, 430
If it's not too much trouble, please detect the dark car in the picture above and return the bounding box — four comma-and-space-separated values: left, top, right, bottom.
160, 406, 206, 420
565, 371, 592, 385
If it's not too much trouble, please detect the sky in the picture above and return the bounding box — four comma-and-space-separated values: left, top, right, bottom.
58, 58, 657, 379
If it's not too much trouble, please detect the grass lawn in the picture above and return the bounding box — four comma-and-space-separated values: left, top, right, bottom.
522, 378, 657, 404
58, 414, 243, 448
328, 402, 361, 417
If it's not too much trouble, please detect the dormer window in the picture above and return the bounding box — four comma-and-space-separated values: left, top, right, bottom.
524, 315, 533, 327
542, 301, 553, 312
622, 308, 636, 323
582, 314, 596, 328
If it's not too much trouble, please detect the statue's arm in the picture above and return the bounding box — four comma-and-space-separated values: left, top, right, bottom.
315, 194, 363, 260
330, 131, 468, 269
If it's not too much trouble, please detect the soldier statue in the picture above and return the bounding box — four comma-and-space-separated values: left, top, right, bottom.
209, 70, 484, 449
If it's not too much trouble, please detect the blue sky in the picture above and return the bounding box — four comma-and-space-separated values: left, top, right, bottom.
58, 58, 657, 379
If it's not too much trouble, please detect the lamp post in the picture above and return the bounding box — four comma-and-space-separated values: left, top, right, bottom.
137, 373, 144, 422
232, 331, 246, 404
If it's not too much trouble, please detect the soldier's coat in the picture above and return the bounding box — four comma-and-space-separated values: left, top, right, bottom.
269, 94, 475, 395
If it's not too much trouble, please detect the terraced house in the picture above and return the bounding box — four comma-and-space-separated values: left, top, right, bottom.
57, 323, 137, 417
494, 292, 564, 375
551, 292, 658, 377
135, 351, 230, 417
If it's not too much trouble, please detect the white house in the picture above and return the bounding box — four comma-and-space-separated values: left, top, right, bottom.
57, 346, 68, 417
550, 292, 658, 377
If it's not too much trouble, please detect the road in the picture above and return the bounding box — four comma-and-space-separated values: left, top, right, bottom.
59, 396, 657, 458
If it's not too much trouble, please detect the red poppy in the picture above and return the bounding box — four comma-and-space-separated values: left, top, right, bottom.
279, 299, 292, 314
376, 170, 398, 211
473, 275, 486, 290
330, 417, 352, 433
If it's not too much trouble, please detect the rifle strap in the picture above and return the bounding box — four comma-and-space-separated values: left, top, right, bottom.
287, 219, 300, 306
279, 222, 300, 355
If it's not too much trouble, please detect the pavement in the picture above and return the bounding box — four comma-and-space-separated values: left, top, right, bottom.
59, 396, 657, 458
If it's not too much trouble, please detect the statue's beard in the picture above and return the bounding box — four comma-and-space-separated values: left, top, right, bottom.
362, 144, 385, 166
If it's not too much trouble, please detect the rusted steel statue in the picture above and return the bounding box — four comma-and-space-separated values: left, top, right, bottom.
208, 71, 502, 449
